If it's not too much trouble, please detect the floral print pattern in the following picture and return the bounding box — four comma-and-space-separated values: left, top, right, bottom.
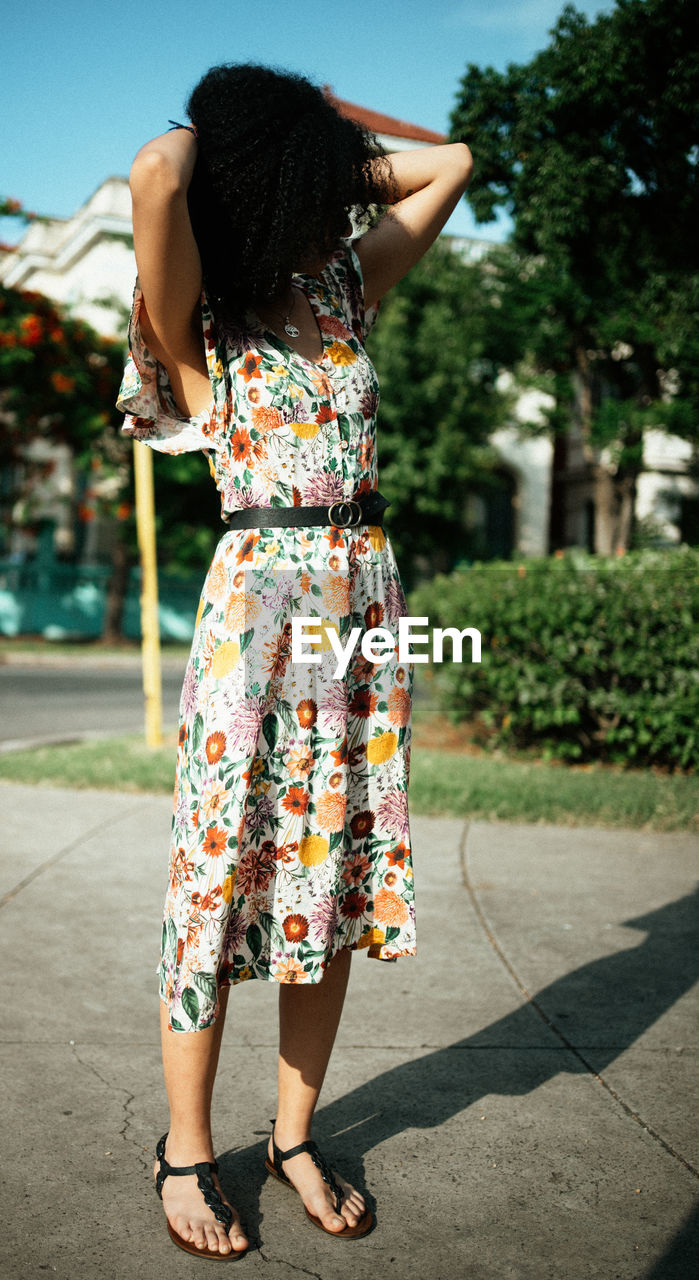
116, 238, 415, 1032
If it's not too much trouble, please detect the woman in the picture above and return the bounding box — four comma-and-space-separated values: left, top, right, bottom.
117, 62, 472, 1261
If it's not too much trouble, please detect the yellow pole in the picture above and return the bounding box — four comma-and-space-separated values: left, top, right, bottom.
133, 440, 163, 747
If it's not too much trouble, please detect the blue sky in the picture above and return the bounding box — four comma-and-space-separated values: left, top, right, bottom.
3, 0, 613, 243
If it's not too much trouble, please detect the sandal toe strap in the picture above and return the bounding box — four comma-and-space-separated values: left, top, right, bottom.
195, 1165, 234, 1231
155, 1132, 233, 1229
271, 1128, 344, 1216
306, 1142, 345, 1216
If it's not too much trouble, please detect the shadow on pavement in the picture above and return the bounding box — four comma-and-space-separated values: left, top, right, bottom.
219, 887, 699, 1243
640, 1202, 699, 1278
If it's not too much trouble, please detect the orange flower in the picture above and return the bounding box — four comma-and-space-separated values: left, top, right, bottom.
386, 843, 408, 868
297, 699, 317, 728
274, 957, 309, 983
316, 790, 347, 832
342, 853, 371, 885
321, 575, 350, 614
287, 745, 314, 779
240, 352, 263, 382
205, 732, 226, 764
373, 888, 409, 927
231, 428, 253, 461
282, 913, 309, 942
364, 601, 384, 629
359, 441, 374, 468
201, 826, 227, 857
206, 559, 228, 603
315, 404, 336, 424
325, 525, 345, 549
387, 686, 411, 728
235, 532, 260, 565
51, 371, 75, 394
225, 590, 261, 631
282, 786, 309, 815
252, 404, 283, 434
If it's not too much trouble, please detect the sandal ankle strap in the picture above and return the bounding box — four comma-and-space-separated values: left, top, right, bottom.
154, 1131, 233, 1231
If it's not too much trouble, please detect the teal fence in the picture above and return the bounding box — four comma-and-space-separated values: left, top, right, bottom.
0, 560, 201, 641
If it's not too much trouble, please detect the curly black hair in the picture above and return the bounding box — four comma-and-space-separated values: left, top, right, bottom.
183, 62, 395, 327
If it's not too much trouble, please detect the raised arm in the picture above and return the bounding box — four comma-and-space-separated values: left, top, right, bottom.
128, 129, 211, 417
354, 143, 474, 309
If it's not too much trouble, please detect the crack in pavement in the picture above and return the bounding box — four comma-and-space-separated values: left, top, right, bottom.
258, 1250, 324, 1279
69, 1042, 147, 1171
459, 818, 699, 1181
0, 800, 147, 909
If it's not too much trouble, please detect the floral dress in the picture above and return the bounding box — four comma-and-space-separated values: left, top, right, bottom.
116, 237, 415, 1032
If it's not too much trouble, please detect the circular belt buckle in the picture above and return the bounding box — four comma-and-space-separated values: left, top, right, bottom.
328, 498, 362, 528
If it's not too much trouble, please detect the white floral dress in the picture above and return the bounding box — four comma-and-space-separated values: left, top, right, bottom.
116, 238, 416, 1032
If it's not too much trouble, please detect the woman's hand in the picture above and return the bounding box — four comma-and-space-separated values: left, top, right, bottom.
128, 129, 212, 418
354, 143, 474, 309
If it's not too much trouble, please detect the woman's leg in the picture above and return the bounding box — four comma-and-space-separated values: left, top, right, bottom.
268, 948, 368, 1232
155, 986, 249, 1255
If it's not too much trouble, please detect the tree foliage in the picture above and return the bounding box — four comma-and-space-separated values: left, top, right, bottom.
449, 0, 699, 551
0, 283, 132, 526
366, 238, 514, 582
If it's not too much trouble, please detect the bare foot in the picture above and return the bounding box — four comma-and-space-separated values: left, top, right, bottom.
154, 1136, 248, 1256
267, 1131, 368, 1233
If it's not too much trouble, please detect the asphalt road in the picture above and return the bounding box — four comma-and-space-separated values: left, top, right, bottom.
0, 661, 187, 747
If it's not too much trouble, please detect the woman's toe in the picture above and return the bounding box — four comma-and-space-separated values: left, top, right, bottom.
191, 1223, 208, 1250
174, 1214, 193, 1243
204, 1224, 227, 1252
320, 1204, 347, 1232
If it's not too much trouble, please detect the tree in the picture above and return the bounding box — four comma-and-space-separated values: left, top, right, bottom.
0, 280, 137, 638
366, 238, 514, 583
450, 0, 699, 552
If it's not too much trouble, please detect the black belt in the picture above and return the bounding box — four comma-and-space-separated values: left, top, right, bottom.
223, 490, 391, 530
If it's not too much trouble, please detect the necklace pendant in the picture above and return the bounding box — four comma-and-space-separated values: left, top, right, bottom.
284, 321, 300, 338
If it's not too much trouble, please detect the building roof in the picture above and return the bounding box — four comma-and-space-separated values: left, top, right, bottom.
324, 87, 446, 145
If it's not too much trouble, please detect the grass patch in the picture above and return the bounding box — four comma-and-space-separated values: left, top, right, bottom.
0, 735, 177, 794
0, 734, 696, 831
409, 751, 698, 831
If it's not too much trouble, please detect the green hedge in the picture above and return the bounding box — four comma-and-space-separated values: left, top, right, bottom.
407, 547, 698, 770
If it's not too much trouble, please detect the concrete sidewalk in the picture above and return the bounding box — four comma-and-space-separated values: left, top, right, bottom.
0, 783, 697, 1279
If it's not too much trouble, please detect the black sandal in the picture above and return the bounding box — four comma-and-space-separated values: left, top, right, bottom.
264, 1119, 373, 1239
154, 1131, 247, 1260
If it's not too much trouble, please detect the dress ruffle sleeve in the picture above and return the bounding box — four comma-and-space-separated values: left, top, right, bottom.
115, 278, 229, 454
325, 236, 381, 346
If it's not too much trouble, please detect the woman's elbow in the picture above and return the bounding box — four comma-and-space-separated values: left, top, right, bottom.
129, 147, 183, 200
450, 141, 474, 189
